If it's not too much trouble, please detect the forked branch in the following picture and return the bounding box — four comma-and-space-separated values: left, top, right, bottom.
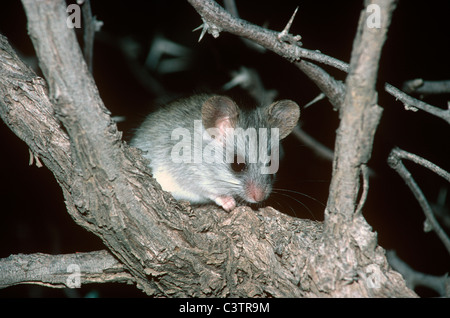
388, 147, 450, 255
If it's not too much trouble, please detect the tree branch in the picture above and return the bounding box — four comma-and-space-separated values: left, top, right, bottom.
0, 35, 73, 189
388, 148, 450, 255
19, 0, 211, 296
187, 0, 349, 72
294, 60, 345, 110
312, 0, 395, 291
325, 0, 394, 225
188, 0, 448, 127
81, 0, 102, 73
385, 83, 450, 125
0, 250, 133, 289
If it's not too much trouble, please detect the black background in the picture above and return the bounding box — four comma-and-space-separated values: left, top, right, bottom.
0, 0, 449, 297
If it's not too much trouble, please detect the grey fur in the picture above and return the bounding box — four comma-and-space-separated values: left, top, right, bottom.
130, 94, 299, 211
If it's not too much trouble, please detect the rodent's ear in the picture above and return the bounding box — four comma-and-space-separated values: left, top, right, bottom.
266, 100, 300, 139
202, 96, 240, 135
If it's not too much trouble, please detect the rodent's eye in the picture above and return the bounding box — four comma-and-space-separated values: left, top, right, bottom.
231, 155, 246, 172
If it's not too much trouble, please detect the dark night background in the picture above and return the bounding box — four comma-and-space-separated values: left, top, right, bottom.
0, 0, 449, 297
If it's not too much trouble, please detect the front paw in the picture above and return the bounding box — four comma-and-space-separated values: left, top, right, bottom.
214, 196, 236, 212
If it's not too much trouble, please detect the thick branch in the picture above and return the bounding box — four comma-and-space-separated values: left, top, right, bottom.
325, 0, 394, 226
20, 0, 209, 295
0, 36, 73, 189
308, 0, 396, 293
0, 250, 133, 289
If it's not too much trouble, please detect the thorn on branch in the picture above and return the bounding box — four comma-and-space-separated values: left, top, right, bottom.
303, 93, 326, 109
277, 6, 302, 46
193, 18, 222, 42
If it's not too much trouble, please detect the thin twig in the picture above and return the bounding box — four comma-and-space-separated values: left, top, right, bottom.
385, 83, 450, 125
391, 147, 450, 182
388, 148, 450, 255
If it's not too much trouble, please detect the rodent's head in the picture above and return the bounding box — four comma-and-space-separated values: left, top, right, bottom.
201, 95, 300, 205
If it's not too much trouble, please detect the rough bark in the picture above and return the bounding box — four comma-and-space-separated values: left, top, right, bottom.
0, 250, 133, 289
310, 0, 397, 295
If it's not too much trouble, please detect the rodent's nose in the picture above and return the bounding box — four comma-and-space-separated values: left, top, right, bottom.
246, 182, 268, 202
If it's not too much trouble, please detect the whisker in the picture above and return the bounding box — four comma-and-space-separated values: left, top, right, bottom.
273, 188, 326, 208
271, 190, 317, 220
272, 196, 298, 218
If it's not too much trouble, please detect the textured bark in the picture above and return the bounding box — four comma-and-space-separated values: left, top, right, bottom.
0, 250, 132, 289
314, 0, 398, 295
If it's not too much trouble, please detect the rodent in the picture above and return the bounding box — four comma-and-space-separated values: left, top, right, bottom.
130, 94, 300, 211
